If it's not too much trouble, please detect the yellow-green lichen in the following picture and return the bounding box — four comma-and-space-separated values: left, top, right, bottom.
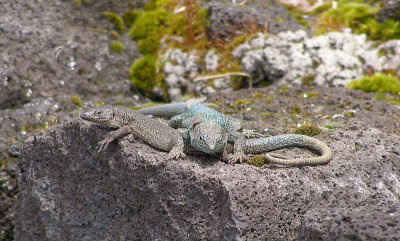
344, 111, 355, 117
292, 123, 322, 136
346, 73, 400, 96
289, 104, 301, 115
248, 155, 266, 167
110, 40, 124, 53
301, 74, 315, 86
71, 96, 82, 108
263, 112, 271, 117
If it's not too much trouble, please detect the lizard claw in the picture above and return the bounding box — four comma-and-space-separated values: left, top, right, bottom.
228, 151, 248, 164
96, 138, 112, 152
165, 146, 186, 160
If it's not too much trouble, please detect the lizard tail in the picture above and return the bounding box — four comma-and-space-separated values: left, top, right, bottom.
264, 135, 332, 166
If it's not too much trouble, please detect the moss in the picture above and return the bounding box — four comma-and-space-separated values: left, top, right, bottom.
248, 155, 266, 167
292, 123, 322, 136
101, 11, 126, 33
301, 74, 315, 86
95, 101, 104, 106
289, 104, 301, 115
323, 125, 335, 130
314, 0, 400, 41
252, 92, 264, 98
346, 73, 400, 96
123, 9, 140, 28
279, 86, 288, 93
109, 31, 119, 39
235, 99, 255, 105
263, 112, 271, 117
110, 40, 124, 53
71, 96, 82, 108
130, 55, 159, 94
345, 111, 355, 117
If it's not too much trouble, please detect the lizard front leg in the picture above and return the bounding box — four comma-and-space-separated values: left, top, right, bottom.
228, 131, 248, 164
97, 126, 132, 152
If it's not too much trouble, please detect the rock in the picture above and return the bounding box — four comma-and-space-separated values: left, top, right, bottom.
299, 205, 400, 240
235, 28, 400, 86
206, 1, 307, 42
204, 49, 219, 72
16, 110, 400, 240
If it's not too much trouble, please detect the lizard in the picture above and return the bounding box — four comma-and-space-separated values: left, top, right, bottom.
136, 96, 248, 163
80, 107, 186, 160
80, 106, 332, 166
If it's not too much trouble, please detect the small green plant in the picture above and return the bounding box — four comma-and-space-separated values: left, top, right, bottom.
130, 56, 158, 94
110, 40, 124, 53
71, 96, 82, 108
101, 11, 125, 33
314, 0, 400, 41
248, 155, 266, 167
292, 123, 322, 136
346, 73, 400, 96
123, 9, 140, 28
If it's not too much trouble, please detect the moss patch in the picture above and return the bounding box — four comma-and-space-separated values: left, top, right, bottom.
101, 11, 126, 33
292, 123, 322, 136
70, 96, 82, 108
346, 73, 400, 96
130, 55, 159, 94
314, 0, 400, 41
109, 40, 124, 53
248, 155, 266, 167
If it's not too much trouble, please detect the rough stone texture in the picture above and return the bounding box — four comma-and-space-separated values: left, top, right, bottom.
16, 85, 400, 240
236, 29, 400, 86
205, 0, 307, 42
299, 205, 400, 241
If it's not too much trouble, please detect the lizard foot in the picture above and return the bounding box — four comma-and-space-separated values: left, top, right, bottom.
96, 138, 113, 152
165, 146, 186, 160
228, 151, 248, 164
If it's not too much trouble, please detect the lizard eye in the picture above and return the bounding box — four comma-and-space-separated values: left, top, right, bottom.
95, 110, 102, 115
200, 134, 208, 141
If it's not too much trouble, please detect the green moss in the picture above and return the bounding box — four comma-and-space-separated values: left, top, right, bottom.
344, 111, 355, 117
101, 11, 125, 33
71, 96, 82, 108
263, 112, 271, 117
347, 73, 400, 96
301, 74, 315, 86
289, 104, 301, 115
123, 9, 140, 28
375, 93, 400, 106
279, 86, 288, 93
95, 101, 104, 106
235, 99, 255, 105
314, 0, 400, 41
110, 40, 124, 53
130, 56, 159, 94
109, 31, 119, 39
248, 155, 266, 167
303, 92, 318, 98
292, 123, 322, 136
253, 92, 264, 98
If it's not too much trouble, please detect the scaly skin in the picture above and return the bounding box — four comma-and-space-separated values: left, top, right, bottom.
81, 107, 333, 166
80, 107, 186, 160
137, 97, 248, 164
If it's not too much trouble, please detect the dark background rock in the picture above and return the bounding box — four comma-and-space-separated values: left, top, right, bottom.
16, 86, 400, 240
206, 1, 307, 42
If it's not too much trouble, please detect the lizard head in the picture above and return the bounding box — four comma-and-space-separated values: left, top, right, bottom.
189, 123, 228, 154
80, 108, 121, 128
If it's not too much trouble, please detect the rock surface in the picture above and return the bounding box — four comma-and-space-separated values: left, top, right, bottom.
16, 86, 400, 240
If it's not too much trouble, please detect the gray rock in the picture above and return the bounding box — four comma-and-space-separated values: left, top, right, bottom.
15, 106, 400, 240
232, 43, 252, 59
299, 205, 400, 240
204, 49, 219, 72
167, 87, 182, 102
